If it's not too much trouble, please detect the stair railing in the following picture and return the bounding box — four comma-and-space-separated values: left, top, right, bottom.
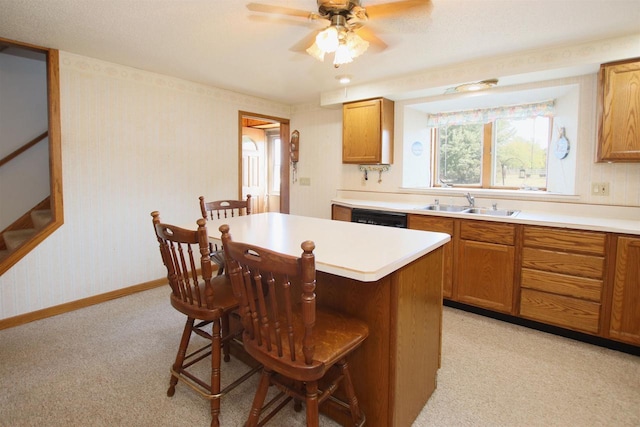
0, 131, 48, 168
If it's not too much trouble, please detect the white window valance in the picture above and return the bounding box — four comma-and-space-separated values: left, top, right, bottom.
426, 100, 555, 127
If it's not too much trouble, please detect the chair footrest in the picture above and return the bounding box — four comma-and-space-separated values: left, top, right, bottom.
171, 363, 261, 400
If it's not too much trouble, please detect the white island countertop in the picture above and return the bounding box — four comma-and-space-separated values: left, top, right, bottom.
206, 212, 450, 282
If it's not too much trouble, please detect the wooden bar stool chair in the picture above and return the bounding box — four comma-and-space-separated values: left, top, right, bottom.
199, 195, 252, 276
151, 212, 259, 427
220, 224, 369, 427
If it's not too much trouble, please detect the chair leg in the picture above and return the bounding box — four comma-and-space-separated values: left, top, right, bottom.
168, 317, 195, 397
246, 368, 272, 427
305, 380, 320, 427
222, 312, 231, 362
210, 319, 222, 427
337, 359, 364, 426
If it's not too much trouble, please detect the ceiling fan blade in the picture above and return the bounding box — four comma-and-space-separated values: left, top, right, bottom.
365, 0, 433, 20
248, 14, 327, 29
246, 3, 316, 20
289, 30, 321, 53
355, 26, 388, 52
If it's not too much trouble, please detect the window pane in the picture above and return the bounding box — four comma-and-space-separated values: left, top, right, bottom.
492, 117, 550, 189
437, 123, 482, 186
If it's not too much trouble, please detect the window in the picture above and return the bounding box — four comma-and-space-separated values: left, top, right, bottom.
431, 101, 554, 190
493, 116, 550, 190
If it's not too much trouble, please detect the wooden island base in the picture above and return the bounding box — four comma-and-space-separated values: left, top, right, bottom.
316, 246, 443, 427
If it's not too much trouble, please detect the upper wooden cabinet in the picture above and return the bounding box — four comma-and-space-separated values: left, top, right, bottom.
343, 98, 394, 164
597, 57, 640, 162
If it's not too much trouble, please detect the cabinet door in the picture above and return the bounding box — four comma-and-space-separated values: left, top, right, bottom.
332, 205, 352, 222
597, 58, 640, 161
408, 215, 454, 298
609, 236, 640, 345
457, 239, 515, 313
342, 98, 393, 164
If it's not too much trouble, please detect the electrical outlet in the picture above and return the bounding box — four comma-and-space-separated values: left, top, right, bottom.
591, 182, 610, 196
299, 177, 311, 186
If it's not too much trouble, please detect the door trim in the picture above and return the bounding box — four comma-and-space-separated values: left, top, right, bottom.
238, 111, 290, 214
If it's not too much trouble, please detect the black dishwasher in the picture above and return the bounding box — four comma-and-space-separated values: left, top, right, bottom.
351, 208, 407, 228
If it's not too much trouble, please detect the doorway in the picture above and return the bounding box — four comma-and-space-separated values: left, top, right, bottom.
238, 112, 290, 214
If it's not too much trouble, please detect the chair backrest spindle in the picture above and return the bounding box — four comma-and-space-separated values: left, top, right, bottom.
151, 211, 215, 310
220, 224, 317, 366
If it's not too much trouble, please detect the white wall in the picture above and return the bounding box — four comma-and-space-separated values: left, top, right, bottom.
289, 104, 343, 219
0, 52, 290, 319
0, 52, 49, 228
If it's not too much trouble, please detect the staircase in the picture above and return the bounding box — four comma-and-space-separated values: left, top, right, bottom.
0, 199, 52, 263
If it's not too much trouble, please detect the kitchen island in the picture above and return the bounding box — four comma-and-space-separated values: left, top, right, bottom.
205, 213, 450, 427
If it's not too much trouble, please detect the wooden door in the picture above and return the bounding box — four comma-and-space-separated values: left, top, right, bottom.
241, 131, 265, 213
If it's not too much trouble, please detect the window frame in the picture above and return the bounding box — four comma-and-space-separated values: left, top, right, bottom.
432, 118, 551, 190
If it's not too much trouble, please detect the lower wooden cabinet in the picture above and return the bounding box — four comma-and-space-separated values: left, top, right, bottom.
519, 226, 606, 334
520, 288, 601, 334
333, 205, 640, 349
457, 220, 516, 314
332, 204, 352, 222
408, 215, 454, 298
608, 236, 640, 345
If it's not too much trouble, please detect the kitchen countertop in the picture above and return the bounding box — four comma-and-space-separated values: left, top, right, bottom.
333, 197, 640, 235
204, 212, 450, 282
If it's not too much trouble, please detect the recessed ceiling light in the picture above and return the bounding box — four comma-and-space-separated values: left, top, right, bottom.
336, 75, 351, 84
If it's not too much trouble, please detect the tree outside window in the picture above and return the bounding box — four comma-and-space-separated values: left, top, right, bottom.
434, 114, 551, 190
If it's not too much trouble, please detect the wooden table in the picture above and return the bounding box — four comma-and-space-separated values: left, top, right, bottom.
206, 213, 449, 427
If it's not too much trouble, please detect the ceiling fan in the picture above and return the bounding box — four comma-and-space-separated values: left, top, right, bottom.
247, 0, 433, 67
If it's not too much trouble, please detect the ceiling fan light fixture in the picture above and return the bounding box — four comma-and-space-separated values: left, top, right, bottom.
306, 42, 326, 61
346, 31, 368, 58
333, 43, 354, 67
315, 26, 340, 53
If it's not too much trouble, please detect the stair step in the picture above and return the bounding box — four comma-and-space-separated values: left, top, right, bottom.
0, 249, 9, 262
4, 228, 37, 250
31, 209, 52, 229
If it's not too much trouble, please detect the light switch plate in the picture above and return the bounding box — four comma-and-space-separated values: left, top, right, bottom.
591, 182, 610, 196
299, 177, 311, 186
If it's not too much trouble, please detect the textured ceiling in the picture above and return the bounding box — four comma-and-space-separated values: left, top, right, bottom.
0, 0, 639, 105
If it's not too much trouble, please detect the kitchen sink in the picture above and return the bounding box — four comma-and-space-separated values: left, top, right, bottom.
465, 207, 520, 217
422, 204, 469, 212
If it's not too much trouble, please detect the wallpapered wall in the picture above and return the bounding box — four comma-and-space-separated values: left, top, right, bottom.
0, 52, 293, 319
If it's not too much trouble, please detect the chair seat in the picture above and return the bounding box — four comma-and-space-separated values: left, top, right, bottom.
243, 306, 368, 382
170, 275, 238, 321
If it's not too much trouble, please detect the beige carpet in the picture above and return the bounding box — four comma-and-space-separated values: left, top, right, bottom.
0, 286, 638, 426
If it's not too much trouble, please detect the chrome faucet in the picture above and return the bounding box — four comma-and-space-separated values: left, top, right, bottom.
465, 192, 475, 207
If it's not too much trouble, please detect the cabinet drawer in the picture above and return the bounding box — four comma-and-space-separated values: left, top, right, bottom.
520, 288, 600, 334
460, 221, 515, 245
521, 268, 603, 301
408, 215, 454, 234
522, 247, 604, 279
523, 227, 605, 255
